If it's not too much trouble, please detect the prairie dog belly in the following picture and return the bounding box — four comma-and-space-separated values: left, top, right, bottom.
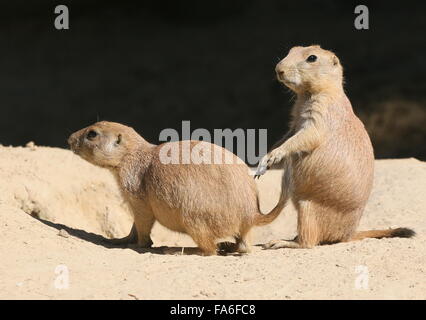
291, 135, 373, 208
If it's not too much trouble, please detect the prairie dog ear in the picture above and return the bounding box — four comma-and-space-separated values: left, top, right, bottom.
332, 55, 340, 66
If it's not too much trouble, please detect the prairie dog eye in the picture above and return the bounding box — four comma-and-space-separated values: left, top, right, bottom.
86, 130, 98, 140
306, 55, 317, 63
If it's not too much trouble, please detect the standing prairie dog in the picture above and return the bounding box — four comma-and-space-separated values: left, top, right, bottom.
255, 45, 415, 249
68, 121, 284, 255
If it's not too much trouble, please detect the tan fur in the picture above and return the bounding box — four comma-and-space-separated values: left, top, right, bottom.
68, 121, 284, 255
257, 45, 415, 249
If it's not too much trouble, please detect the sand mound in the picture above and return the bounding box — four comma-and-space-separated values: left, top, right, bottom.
0, 145, 425, 299
0, 144, 133, 238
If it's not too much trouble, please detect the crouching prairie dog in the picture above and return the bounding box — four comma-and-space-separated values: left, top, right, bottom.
255, 45, 415, 249
68, 121, 285, 255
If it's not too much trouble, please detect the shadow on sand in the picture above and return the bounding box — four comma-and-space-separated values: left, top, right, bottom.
34, 216, 237, 256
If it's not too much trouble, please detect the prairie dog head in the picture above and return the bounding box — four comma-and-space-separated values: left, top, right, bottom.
68, 121, 145, 168
275, 45, 343, 94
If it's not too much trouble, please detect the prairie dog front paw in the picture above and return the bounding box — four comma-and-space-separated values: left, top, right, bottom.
254, 149, 286, 179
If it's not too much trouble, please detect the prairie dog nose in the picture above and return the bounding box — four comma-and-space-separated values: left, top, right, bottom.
275, 65, 285, 80
67, 133, 79, 151
67, 134, 75, 147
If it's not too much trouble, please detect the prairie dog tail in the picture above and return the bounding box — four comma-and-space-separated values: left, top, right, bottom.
254, 193, 287, 226
350, 228, 415, 241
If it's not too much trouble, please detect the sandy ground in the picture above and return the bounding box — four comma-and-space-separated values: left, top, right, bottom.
0, 145, 425, 300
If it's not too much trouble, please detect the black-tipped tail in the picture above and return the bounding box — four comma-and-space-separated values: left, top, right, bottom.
390, 227, 416, 238
352, 227, 416, 241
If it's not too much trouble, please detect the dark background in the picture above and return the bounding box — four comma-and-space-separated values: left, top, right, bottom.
0, 0, 425, 160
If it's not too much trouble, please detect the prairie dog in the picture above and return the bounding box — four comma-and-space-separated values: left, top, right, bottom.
255, 45, 415, 249
68, 121, 284, 255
